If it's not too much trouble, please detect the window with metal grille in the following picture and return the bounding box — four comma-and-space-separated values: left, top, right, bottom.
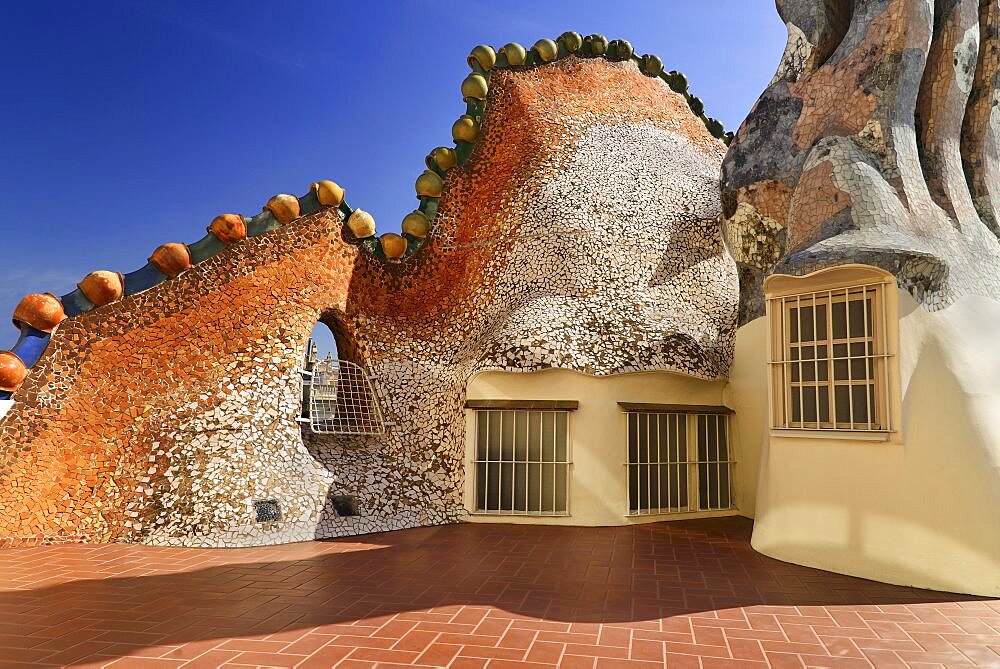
768, 282, 891, 431
473, 409, 570, 516
625, 412, 734, 515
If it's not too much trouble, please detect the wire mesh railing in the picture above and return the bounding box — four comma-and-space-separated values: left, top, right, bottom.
307, 359, 386, 435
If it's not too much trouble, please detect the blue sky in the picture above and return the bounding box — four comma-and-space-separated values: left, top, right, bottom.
0, 1, 785, 356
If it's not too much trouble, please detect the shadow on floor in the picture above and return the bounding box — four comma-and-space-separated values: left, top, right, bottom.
0, 517, 988, 666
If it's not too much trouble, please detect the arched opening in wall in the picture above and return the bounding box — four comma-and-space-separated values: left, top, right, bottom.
812, 0, 853, 69
300, 317, 386, 436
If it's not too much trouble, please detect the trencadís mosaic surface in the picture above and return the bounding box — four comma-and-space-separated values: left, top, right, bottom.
0, 36, 735, 546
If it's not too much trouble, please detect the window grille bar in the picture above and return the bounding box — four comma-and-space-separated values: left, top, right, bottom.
715, 415, 721, 510
781, 295, 789, 429
673, 414, 681, 512
625, 412, 734, 516
768, 281, 891, 432
862, 285, 873, 430
844, 286, 855, 428
536, 411, 542, 513
826, 288, 836, 429
811, 293, 820, 430
474, 409, 570, 516
476, 411, 493, 511
881, 281, 891, 434
774, 353, 890, 363
647, 413, 654, 513
552, 412, 559, 513
796, 293, 804, 427
519, 414, 536, 511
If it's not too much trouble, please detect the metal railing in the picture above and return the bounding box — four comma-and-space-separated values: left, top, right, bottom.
307, 359, 386, 435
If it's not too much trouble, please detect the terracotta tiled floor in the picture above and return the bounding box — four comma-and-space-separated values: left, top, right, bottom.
0, 518, 997, 668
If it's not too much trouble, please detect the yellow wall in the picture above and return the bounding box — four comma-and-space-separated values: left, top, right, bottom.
464, 368, 750, 526
731, 289, 1000, 597
463, 275, 1000, 596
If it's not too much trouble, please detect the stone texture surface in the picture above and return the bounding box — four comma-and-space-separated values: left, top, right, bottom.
723, 0, 1000, 321
0, 56, 734, 547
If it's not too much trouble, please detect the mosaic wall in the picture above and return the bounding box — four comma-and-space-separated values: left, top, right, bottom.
722, 0, 1000, 322
0, 42, 735, 546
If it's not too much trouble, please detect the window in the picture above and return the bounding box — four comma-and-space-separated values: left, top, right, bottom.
473, 409, 570, 515
623, 408, 734, 515
767, 273, 892, 432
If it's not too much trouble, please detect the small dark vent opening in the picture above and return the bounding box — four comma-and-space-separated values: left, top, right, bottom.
254, 499, 282, 523
331, 494, 359, 517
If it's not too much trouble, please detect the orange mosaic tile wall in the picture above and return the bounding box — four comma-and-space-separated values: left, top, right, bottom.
0, 211, 358, 546
0, 53, 735, 547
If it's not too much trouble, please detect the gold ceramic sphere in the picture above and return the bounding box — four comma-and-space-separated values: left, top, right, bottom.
311, 180, 346, 207
78, 270, 124, 307
452, 115, 479, 143
264, 194, 301, 225
415, 170, 444, 198
583, 34, 608, 56
557, 31, 583, 53
402, 210, 431, 238
499, 42, 527, 66
467, 44, 496, 71
12, 293, 65, 333
640, 53, 664, 77
208, 214, 247, 245
380, 233, 408, 259
426, 147, 457, 172
148, 243, 192, 278
532, 38, 558, 63
461, 73, 489, 102
0, 351, 27, 393
347, 209, 376, 239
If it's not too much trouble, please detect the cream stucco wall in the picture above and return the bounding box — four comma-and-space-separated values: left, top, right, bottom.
463, 368, 751, 526
731, 287, 1000, 597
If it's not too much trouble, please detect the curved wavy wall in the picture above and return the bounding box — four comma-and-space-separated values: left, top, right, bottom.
0, 55, 735, 547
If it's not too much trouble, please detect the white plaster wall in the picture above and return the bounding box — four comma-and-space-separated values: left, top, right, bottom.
463, 368, 750, 526
732, 292, 1000, 596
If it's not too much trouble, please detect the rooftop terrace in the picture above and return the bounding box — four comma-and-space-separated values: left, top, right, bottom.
0, 518, 997, 667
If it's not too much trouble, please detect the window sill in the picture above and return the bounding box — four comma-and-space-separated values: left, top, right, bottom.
468, 511, 571, 518
770, 429, 892, 442
624, 508, 738, 520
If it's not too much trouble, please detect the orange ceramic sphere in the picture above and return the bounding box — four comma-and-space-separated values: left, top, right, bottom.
12, 293, 65, 333
78, 271, 124, 307
380, 233, 408, 259
264, 194, 301, 225
148, 243, 192, 277
0, 351, 27, 393
311, 180, 345, 207
208, 214, 247, 245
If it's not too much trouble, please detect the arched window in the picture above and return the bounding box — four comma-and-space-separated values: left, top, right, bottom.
300, 321, 385, 435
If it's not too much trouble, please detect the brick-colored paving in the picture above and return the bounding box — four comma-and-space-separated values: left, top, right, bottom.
0, 518, 997, 668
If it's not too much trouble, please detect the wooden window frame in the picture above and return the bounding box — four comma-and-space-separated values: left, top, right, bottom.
765, 265, 896, 434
